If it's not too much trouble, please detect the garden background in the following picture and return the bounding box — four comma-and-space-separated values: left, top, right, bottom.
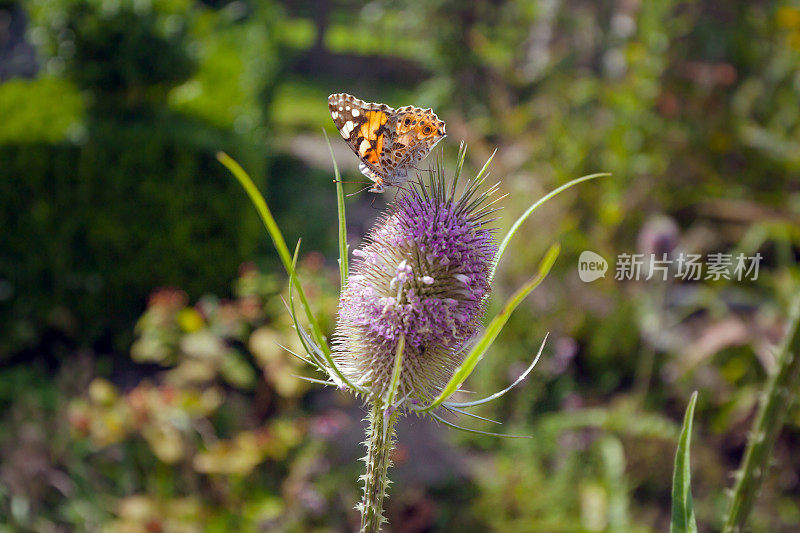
1, 0, 800, 531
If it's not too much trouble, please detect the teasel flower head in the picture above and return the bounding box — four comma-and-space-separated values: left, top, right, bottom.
332, 164, 499, 404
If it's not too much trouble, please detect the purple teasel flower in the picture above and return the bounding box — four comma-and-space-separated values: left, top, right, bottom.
332, 167, 498, 404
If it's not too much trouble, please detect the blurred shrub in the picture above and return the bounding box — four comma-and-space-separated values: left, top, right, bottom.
0, 115, 264, 357
0, 1, 293, 357
0, 76, 84, 143
26, 0, 195, 106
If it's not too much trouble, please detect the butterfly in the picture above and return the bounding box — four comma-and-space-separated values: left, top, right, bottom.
328, 93, 446, 193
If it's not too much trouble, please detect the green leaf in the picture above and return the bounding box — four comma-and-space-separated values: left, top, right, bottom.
324, 131, 349, 290
217, 152, 330, 355
491, 172, 610, 281
416, 243, 560, 412
671, 391, 699, 533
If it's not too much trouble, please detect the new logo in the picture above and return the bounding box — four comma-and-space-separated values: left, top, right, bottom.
578, 251, 608, 282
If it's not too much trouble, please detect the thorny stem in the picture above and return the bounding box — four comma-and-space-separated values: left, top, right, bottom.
723, 291, 800, 532
359, 404, 399, 533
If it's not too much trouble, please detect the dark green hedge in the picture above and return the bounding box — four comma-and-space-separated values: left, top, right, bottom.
0, 112, 265, 357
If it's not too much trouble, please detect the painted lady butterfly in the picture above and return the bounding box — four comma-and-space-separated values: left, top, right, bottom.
328, 93, 446, 193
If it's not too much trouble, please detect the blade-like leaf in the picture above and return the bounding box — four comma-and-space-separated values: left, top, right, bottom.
324, 131, 349, 289
670, 391, 699, 533
281, 296, 326, 371
450, 142, 468, 197
416, 244, 560, 413
217, 152, 330, 355
723, 292, 800, 532
491, 172, 609, 281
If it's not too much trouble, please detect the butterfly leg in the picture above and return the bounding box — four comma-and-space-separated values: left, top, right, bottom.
369, 178, 385, 193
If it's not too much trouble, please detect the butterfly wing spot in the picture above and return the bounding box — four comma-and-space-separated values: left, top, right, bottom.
352, 109, 360, 117
366, 149, 380, 165
341, 120, 355, 138
359, 138, 371, 155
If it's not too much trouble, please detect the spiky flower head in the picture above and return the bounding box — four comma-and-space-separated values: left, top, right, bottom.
333, 164, 499, 404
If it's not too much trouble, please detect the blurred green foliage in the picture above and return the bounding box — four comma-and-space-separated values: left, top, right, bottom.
0, 76, 83, 143
2, 0, 800, 531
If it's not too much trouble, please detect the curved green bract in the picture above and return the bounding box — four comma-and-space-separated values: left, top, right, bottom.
491, 172, 610, 281
323, 132, 349, 290
217, 152, 330, 355
445, 333, 548, 408
288, 239, 364, 393
416, 243, 560, 413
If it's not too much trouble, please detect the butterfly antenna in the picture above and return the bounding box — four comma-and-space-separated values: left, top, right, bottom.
346, 183, 373, 197
334, 179, 369, 185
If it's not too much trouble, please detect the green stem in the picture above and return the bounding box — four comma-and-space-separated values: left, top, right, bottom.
359, 404, 398, 533
723, 291, 800, 532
